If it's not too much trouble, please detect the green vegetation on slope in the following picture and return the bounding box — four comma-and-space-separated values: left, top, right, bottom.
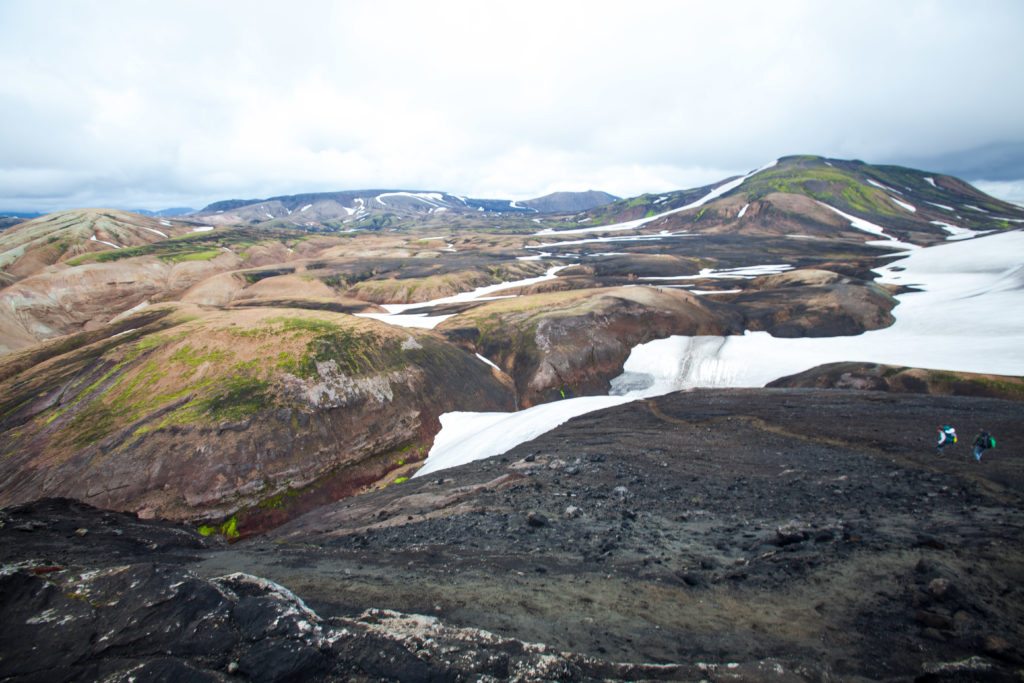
270, 316, 405, 379
741, 161, 902, 217
64, 227, 303, 266
24, 309, 411, 451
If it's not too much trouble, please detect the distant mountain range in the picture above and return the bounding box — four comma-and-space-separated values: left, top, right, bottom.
191, 189, 619, 229
131, 207, 196, 218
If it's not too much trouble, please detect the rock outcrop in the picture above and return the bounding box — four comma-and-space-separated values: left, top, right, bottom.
769, 361, 1024, 400
439, 286, 740, 407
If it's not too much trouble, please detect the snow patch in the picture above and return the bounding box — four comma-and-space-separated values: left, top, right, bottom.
376, 192, 446, 208
818, 202, 918, 250
90, 235, 121, 249
924, 177, 937, 187
192, 226, 214, 233
929, 221, 992, 241
475, 353, 501, 371
890, 197, 917, 212
640, 264, 792, 281
866, 178, 903, 195
965, 204, 989, 213
159, 220, 172, 227
110, 301, 149, 323
143, 227, 169, 239
414, 397, 634, 478
926, 201, 955, 212
737, 203, 750, 218
300, 204, 313, 212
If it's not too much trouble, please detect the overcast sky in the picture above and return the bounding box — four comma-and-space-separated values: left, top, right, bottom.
2, 0, 1023, 212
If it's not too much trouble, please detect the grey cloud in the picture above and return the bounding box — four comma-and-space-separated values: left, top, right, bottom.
896, 142, 1024, 182
1, 0, 1024, 211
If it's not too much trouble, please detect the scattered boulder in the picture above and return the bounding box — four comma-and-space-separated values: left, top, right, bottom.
526, 511, 549, 528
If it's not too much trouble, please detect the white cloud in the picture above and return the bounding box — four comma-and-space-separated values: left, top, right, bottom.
1, 0, 1023, 211
973, 181, 1024, 207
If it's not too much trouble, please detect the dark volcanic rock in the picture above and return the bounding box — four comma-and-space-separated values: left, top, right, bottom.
3, 389, 1024, 681
250, 388, 1024, 681
0, 501, 692, 682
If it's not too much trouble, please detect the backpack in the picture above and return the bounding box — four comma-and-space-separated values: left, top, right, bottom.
986, 435, 996, 449
943, 426, 957, 444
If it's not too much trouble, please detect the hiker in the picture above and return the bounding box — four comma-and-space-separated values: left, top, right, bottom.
972, 430, 996, 462
936, 424, 957, 454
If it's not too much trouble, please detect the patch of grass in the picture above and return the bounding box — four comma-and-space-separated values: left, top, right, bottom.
196, 374, 271, 421
258, 488, 300, 510
170, 344, 233, 368
261, 316, 404, 379
197, 515, 240, 540
160, 249, 222, 263
66, 400, 117, 448
270, 316, 342, 335
625, 196, 652, 208
973, 377, 1024, 397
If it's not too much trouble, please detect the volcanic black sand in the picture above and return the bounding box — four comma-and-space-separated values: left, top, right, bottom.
3, 388, 1023, 681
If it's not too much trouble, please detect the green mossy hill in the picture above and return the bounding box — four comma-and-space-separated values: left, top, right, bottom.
740, 157, 905, 218
768, 362, 1024, 401
741, 156, 1024, 231
0, 307, 419, 457
0, 209, 182, 276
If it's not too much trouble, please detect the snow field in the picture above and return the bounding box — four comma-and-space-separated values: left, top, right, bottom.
417, 229, 1024, 476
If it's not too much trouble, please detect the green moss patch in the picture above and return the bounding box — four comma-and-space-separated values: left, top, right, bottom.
742, 163, 901, 217
196, 374, 271, 421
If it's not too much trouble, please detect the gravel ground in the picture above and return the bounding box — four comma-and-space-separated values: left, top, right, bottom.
3, 388, 1022, 681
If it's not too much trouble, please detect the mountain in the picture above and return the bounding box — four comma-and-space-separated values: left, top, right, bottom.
131, 207, 196, 217
0, 209, 201, 285
520, 189, 619, 213
192, 189, 619, 230
0, 217, 26, 231
570, 154, 1024, 242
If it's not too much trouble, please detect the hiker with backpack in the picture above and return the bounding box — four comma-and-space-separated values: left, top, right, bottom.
972, 430, 996, 462
936, 424, 957, 454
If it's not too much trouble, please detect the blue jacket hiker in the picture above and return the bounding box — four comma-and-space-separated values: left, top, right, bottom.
972, 430, 996, 462
936, 425, 957, 454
